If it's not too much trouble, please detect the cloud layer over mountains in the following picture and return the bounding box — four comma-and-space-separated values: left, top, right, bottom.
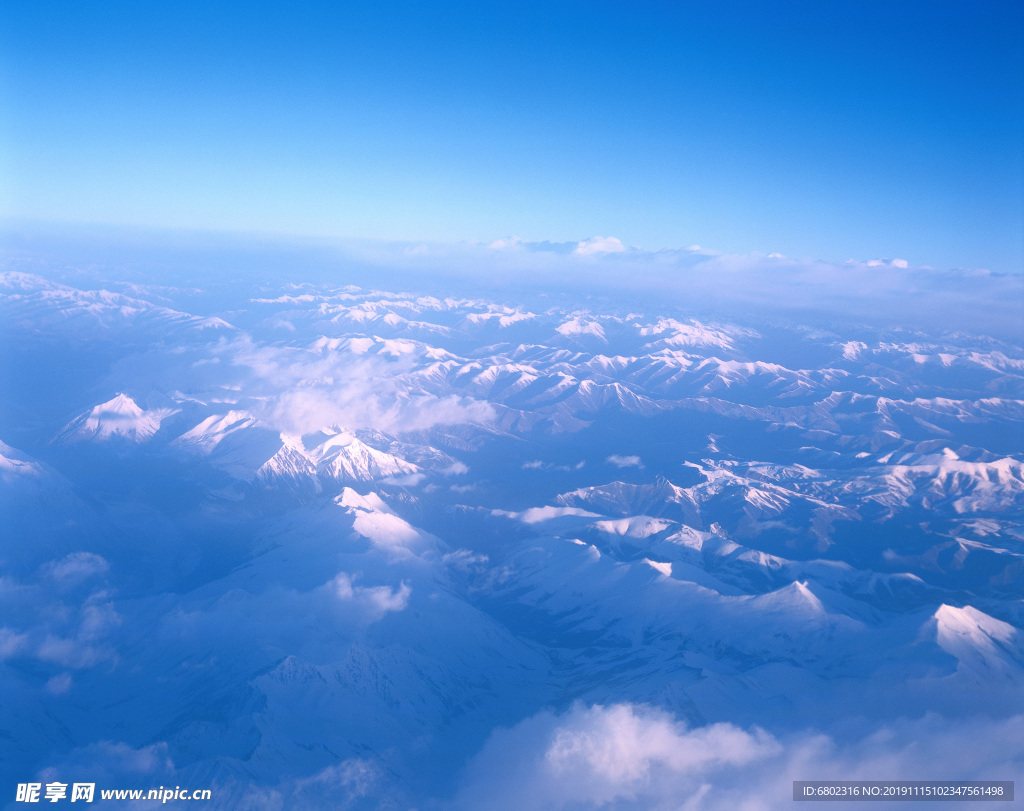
1, 238, 1021, 808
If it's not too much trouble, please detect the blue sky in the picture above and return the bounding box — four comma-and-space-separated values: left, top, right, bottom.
2, 1, 1022, 272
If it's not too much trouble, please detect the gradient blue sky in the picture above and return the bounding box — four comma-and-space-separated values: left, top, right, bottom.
2, 1, 1022, 272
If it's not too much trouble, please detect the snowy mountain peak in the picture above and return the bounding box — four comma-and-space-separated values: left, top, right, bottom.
336, 487, 391, 513
933, 604, 1016, 647
315, 437, 420, 483
173, 410, 260, 452
255, 438, 322, 495
750, 580, 827, 616
930, 605, 1023, 680
556, 317, 607, 341
106, 393, 142, 415
0, 439, 47, 483
55, 394, 178, 444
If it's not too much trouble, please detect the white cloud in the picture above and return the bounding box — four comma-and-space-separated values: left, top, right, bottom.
34, 592, 121, 668
488, 236, 525, 250
332, 573, 411, 617
42, 552, 109, 582
606, 454, 643, 468
327, 238, 1022, 338
230, 345, 496, 437
453, 704, 1024, 811
520, 506, 601, 523
78, 597, 122, 639
0, 627, 28, 659
442, 549, 512, 591
293, 758, 381, 806
38, 741, 175, 783
493, 506, 602, 524
453, 703, 779, 810
37, 635, 113, 669
867, 257, 910, 269
522, 460, 586, 471
380, 472, 427, 487
574, 236, 626, 256
268, 315, 297, 331
45, 673, 72, 694
545, 704, 776, 783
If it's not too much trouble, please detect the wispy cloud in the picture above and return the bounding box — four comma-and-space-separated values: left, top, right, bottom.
606, 454, 643, 468
226, 338, 496, 436
330, 237, 1022, 337
492, 506, 601, 524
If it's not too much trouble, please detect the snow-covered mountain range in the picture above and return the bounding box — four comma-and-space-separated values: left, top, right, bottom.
1, 266, 1021, 809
